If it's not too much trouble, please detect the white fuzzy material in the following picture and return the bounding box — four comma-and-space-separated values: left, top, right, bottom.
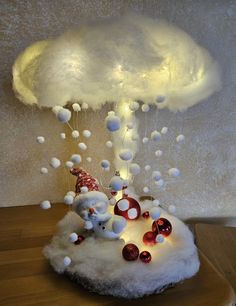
161, 127, 168, 134
152, 171, 162, 181
129, 163, 141, 176
71, 130, 79, 138
176, 134, 185, 143
105, 141, 113, 148
50, 157, 61, 168
151, 130, 161, 141
105, 112, 121, 132
40, 200, 51, 210
60, 133, 66, 139
65, 161, 74, 168
109, 176, 124, 191
144, 165, 151, 171
57, 108, 71, 123
70, 154, 82, 164
82, 130, 91, 138
40, 167, 48, 174
44, 204, 199, 298
36, 136, 45, 144
141, 104, 150, 112
72, 103, 81, 112
119, 149, 133, 161
78, 142, 87, 150
168, 168, 180, 177
143, 186, 150, 193
142, 137, 149, 144
150, 207, 161, 220
155, 150, 163, 157
86, 157, 92, 163
100, 160, 110, 169
64, 195, 74, 205
69, 233, 78, 243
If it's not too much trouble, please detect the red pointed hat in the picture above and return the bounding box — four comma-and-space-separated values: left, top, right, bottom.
70, 168, 99, 194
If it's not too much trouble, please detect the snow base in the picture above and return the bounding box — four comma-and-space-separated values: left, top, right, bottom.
44, 205, 200, 298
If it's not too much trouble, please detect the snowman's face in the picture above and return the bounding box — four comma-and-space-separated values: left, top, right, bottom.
77, 199, 108, 221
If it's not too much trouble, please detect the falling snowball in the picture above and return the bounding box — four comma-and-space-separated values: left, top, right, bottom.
150, 207, 161, 220
50, 157, 61, 168
155, 179, 164, 187
69, 232, 78, 243
65, 161, 74, 168
155, 150, 163, 157
57, 108, 71, 123
36, 136, 45, 144
106, 141, 113, 148
129, 163, 141, 175
156, 234, 165, 243
40, 167, 48, 174
143, 186, 149, 193
71, 154, 82, 164
78, 142, 87, 150
40, 200, 51, 210
64, 194, 74, 205
168, 205, 177, 214
152, 171, 162, 181
105, 111, 121, 132
63, 256, 71, 267
127, 122, 134, 129
119, 149, 133, 161
86, 157, 92, 162
83, 130, 92, 138
144, 165, 151, 171
71, 130, 79, 138
129, 101, 139, 111
81, 102, 89, 110
161, 127, 168, 134
153, 199, 160, 206
52, 105, 63, 115
176, 134, 185, 144
101, 160, 110, 169
141, 104, 150, 112
60, 133, 66, 139
72, 103, 81, 112
142, 137, 149, 144
151, 130, 161, 141
110, 176, 124, 191
168, 168, 180, 177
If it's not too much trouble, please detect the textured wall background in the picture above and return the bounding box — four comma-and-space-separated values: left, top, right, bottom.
0, 0, 235, 221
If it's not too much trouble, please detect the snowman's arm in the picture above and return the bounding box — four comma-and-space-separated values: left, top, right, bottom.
96, 212, 112, 222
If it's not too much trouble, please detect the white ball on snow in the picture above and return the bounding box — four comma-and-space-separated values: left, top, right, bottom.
78, 142, 87, 150
176, 134, 185, 143
168, 205, 176, 214
152, 171, 162, 181
110, 176, 124, 191
156, 234, 165, 243
64, 194, 74, 205
150, 207, 161, 220
168, 168, 180, 177
63, 256, 71, 266
71, 154, 82, 164
83, 130, 92, 138
129, 163, 141, 175
40, 167, 48, 174
161, 127, 168, 134
142, 137, 149, 144
86, 157, 92, 163
65, 161, 74, 168
60, 133, 66, 139
40, 200, 51, 210
69, 232, 78, 243
129, 101, 139, 111
57, 108, 71, 123
153, 199, 160, 206
142, 104, 150, 112
144, 165, 151, 171
71, 130, 79, 138
106, 141, 113, 148
151, 130, 161, 141
143, 186, 149, 193
155, 150, 163, 157
72, 103, 81, 112
36, 136, 45, 144
101, 160, 110, 169
119, 149, 133, 161
50, 157, 61, 168
105, 111, 121, 132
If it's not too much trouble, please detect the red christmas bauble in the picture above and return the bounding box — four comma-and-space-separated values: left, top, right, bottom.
142, 211, 150, 219
122, 243, 139, 261
152, 218, 172, 237
143, 231, 156, 246
74, 235, 85, 245
114, 197, 141, 220
140, 251, 152, 263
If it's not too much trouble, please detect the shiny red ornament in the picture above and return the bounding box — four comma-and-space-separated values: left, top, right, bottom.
114, 196, 141, 220
143, 231, 156, 246
122, 243, 139, 261
152, 218, 172, 237
74, 235, 85, 245
140, 251, 152, 263
142, 211, 150, 219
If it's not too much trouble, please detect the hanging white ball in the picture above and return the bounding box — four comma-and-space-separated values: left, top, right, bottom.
156, 234, 165, 243
72, 103, 81, 112
69, 232, 78, 243
176, 134, 185, 144
161, 127, 168, 134
50, 157, 61, 168
110, 176, 124, 191
52, 105, 63, 115
101, 160, 110, 169
155, 179, 164, 187
119, 149, 133, 161
155, 150, 163, 157
67, 191, 76, 197
36, 136, 45, 144
105, 111, 121, 132
84, 220, 93, 230
70, 154, 82, 164
83, 130, 92, 138
80, 186, 89, 194
168, 168, 180, 177
141, 104, 150, 112
144, 165, 151, 171
86, 157, 92, 163
60, 133, 66, 139
65, 161, 74, 168
109, 198, 116, 206
106, 141, 113, 148
78, 142, 87, 150
153, 199, 160, 206
150, 207, 161, 220
64, 195, 74, 205
168, 205, 176, 214
151, 130, 161, 141
142, 137, 149, 144
40, 200, 51, 210
156, 95, 166, 103
63, 256, 71, 267
40, 167, 48, 174
143, 186, 149, 193
127, 122, 134, 129
81, 102, 89, 110
71, 130, 79, 138
57, 108, 71, 123
129, 163, 141, 175
129, 101, 139, 111
152, 171, 162, 181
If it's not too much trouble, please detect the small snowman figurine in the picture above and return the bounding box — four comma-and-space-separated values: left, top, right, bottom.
72, 168, 126, 239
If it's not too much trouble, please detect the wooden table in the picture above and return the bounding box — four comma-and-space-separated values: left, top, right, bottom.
0, 204, 235, 306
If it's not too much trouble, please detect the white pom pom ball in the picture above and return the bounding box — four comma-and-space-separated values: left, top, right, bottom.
151, 131, 161, 141
155, 179, 164, 187
83, 130, 92, 138
80, 186, 89, 194
71, 130, 79, 138
142, 137, 149, 144
119, 149, 133, 161
153, 199, 160, 206
156, 234, 165, 243
176, 134, 185, 144
129, 101, 139, 111
86, 157, 92, 163
101, 160, 110, 169
110, 176, 124, 191
71, 154, 82, 164
50, 157, 61, 168
142, 104, 150, 112
52, 105, 63, 115
155, 150, 163, 157
40, 167, 48, 174
152, 171, 162, 181
161, 127, 168, 134
57, 108, 71, 123
65, 161, 74, 168
84, 220, 93, 230
63, 256, 71, 266
81, 102, 89, 110
69, 232, 78, 243
60, 133, 66, 139
143, 186, 149, 193
78, 143, 87, 150
168, 168, 180, 177
36, 136, 45, 144
64, 195, 74, 205
40, 200, 51, 210
168, 205, 176, 214
129, 163, 141, 175
72, 103, 81, 112
150, 207, 161, 220
117, 199, 129, 211
105, 112, 121, 132
144, 165, 151, 171
106, 141, 113, 148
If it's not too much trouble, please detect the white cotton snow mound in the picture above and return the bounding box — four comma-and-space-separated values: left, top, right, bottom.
43, 201, 200, 298
13, 14, 220, 111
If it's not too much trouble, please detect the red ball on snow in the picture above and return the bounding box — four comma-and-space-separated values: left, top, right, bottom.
114, 196, 141, 220
74, 235, 85, 245
122, 243, 139, 261
142, 211, 150, 219
143, 231, 156, 246
140, 251, 152, 263
152, 218, 172, 237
